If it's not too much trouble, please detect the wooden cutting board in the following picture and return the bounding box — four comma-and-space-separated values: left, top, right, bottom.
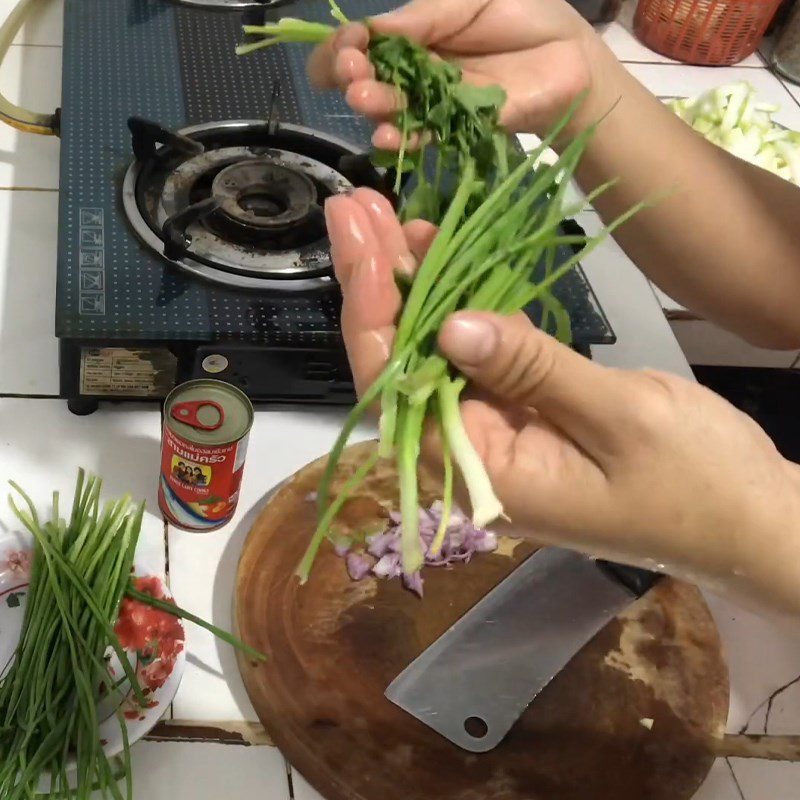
236, 441, 729, 800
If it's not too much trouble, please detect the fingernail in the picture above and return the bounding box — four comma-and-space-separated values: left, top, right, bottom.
371, 9, 403, 22
439, 315, 499, 366
324, 195, 346, 263
355, 191, 416, 275
335, 50, 358, 83
325, 195, 375, 268
333, 22, 366, 50
331, 26, 351, 49
396, 252, 417, 277
325, 196, 365, 245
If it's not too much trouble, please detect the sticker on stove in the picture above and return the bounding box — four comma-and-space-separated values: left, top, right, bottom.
80, 348, 178, 397
78, 208, 106, 317
80, 209, 103, 226
79, 294, 105, 314
80, 271, 104, 291
80, 229, 103, 247
79, 250, 103, 268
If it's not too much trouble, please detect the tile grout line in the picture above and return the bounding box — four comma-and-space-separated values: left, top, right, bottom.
775, 75, 800, 113
725, 758, 747, 800
770, 73, 800, 113
0, 187, 59, 193
9, 42, 62, 50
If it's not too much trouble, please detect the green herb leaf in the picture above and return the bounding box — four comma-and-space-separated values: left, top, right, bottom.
371, 149, 414, 172
402, 180, 441, 222
452, 83, 506, 113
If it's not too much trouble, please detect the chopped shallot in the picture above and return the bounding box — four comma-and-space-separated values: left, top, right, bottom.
346, 551, 373, 581
333, 539, 351, 558
333, 501, 498, 598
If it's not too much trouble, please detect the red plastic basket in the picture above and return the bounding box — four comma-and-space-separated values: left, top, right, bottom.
633, 0, 782, 65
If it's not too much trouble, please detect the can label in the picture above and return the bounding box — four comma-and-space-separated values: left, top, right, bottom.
159, 426, 248, 531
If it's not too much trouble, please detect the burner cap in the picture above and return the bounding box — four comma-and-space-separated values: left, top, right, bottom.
212, 160, 318, 234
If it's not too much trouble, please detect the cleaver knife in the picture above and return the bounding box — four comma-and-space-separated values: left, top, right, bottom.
385, 547, 659, 753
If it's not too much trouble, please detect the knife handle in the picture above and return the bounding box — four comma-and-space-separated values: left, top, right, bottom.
595, 561, 660, 597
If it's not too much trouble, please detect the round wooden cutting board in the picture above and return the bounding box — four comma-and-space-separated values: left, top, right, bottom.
236, 441, 729, 800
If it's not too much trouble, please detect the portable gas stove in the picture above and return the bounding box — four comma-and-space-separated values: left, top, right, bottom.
57, 0, 614, 415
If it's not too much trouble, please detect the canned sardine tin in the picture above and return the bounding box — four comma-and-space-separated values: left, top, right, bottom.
159, 379, 254, 532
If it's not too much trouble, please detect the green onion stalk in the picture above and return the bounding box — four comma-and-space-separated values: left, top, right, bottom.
236, 2, 646, 582
0, 471, 265, 800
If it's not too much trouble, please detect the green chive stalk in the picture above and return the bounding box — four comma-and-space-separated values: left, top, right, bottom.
0, 471, 265, 799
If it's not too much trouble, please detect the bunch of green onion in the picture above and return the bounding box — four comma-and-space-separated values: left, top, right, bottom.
236, 2, 644, 584
295, 116, 643, 581
0, 472, 264, 799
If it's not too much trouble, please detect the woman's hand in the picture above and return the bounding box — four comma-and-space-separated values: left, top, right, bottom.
307, 0, 616, 144
326, 189, 800, 616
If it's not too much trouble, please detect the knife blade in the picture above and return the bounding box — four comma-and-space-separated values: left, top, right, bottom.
384, 547, 659, 753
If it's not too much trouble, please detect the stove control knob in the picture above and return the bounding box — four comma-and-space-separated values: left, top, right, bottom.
202, 355, 229, 375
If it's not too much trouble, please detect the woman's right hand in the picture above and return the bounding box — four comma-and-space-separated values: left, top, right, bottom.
326, 188, 800, 618
307, 0, 621, 145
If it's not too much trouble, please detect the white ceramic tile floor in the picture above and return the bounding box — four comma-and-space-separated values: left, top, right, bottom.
601, 0, 765, 68
168, 407, 377, 722
0, 398, 165, 575
0, 188, 60, 395
670, 319, 800, 368
292, 769, 326, 800
730, 759, 800, 799
693, 760, 748, 800
777, 72, 800, 105
127, 741, 290, 800
12, 0, 64, 48
0, 44, 62, 189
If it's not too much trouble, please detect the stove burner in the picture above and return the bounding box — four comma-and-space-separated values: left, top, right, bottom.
123, 119, 392, 291
213, 160, 317, 233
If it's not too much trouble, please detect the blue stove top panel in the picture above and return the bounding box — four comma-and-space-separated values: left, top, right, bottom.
57, 0, 612, 347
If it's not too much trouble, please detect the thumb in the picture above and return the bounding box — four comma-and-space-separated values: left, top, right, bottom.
370, 0, 484, 45
438, 311, 632, 456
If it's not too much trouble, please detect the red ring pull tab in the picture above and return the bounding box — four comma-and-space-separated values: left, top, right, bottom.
171, 400, 225, 431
